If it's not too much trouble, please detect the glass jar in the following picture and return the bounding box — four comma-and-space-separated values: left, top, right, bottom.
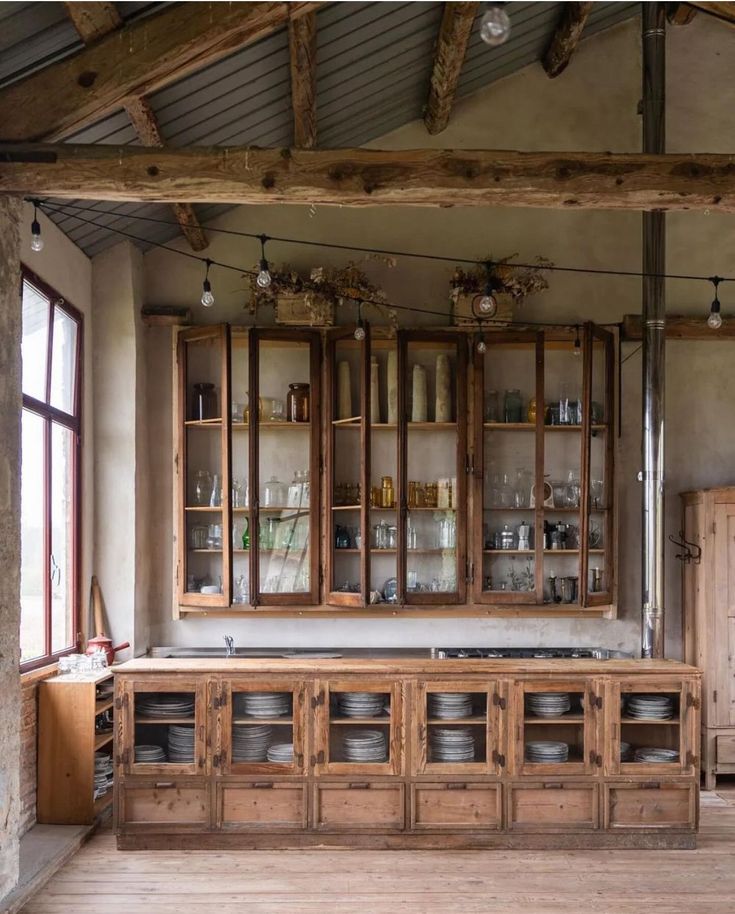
503, 388, 523, 423
287, 383, 310, 422
485, 390, 500, 423
262, 476, 286, 508
191, 382, 217, 421
192, 469, 212, 506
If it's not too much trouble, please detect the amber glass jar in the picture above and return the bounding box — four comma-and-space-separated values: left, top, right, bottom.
287, 383, 310, 422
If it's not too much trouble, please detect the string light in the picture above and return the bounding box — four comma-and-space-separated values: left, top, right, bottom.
573, 326, 581, 357
480, 3, 511, 46
477, 335, 487, 354
708, 277, 723, 330
30, 199, 43, 252
474, 261, 498, 317
256, 234, 272, 289
354, 302, 366, 341
200, 259, 214, 307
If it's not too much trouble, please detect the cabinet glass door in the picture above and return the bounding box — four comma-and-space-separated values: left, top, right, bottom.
400, 332, 466, 604
475, 333, 542, 603
220, 680, 305, 775
231, 329, 251, 607
581, 324, 615, 606
177, 325, 231, 607
252, 331, 320, 605
126, 679, 206, 775
316, 680, 403, 775
513, 680, 599, 776
326, 328, 369, 606
414, 681, 502, 775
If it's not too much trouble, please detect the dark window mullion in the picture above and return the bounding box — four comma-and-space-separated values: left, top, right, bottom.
43, 415, 52, 660
44, 297, 55, 407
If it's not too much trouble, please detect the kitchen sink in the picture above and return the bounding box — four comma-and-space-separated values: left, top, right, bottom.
149, 647, 343, 659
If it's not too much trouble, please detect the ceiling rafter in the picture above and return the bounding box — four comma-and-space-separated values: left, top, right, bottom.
687, 2, 735, 23
0, 1, 321, 143
543, 2, 594, 78
288, 11, 318, 148
424, 2, 478, 136
63, 1, 122, 43
3, 143, 735, 213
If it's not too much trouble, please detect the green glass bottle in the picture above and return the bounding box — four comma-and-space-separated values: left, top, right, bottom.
241, 519, 250, 550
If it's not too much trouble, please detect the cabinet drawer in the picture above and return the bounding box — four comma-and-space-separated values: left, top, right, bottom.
509, 783, 598, 830
314, 782, 405, 831
218, 782, 306, 830
412, 783, 501, 830
716, 735, 735, 765
119, 781, 209, 829
605, 782, 696, 829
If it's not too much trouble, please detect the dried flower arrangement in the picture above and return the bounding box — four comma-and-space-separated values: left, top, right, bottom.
450, 254, 553, 303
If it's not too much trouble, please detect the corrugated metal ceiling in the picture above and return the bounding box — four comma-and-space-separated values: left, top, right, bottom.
3, 1, 639, 256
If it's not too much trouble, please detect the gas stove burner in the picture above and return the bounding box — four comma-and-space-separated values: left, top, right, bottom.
432, 647, 626, 660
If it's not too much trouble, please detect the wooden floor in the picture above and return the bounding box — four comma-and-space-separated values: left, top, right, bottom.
20, 784, 735, 914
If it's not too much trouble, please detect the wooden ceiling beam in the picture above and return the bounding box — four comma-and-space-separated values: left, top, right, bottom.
123, 97, 208, 251
63, 2, 122, 43
3, 144, 735, 213
424, 2, 478, 136
543, 2, 594, 78
666, 4, 698, 25
0, 2, 320, 142
288, 12, 318, 148
687, 2, 735, 23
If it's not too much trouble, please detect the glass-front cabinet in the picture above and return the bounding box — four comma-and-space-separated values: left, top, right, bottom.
175, 323, 616, 615
473, 324, 616, 609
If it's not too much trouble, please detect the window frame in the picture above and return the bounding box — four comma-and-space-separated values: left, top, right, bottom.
20, 266, 83, 672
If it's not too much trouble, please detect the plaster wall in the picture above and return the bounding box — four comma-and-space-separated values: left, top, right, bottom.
140, 16, 735, 656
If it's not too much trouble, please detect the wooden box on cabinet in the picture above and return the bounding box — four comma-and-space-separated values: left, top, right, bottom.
681, 486, 735, 788
37, 670, 114, 825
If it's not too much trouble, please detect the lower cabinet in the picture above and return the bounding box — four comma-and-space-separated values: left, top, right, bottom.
118, 780, 210, 831
217, 781, 307, 831
605, 781, 697, 830
313, 782, 405, 831
411, 782, 502, 830
508, 782, 598, 831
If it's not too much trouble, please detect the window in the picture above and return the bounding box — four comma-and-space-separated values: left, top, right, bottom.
20, 269, 83, 670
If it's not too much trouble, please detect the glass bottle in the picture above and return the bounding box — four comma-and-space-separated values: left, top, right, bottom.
209, 474, 222, 507
241, 518, 250, 550
192, 469, 212, 506
287, 383, 310, 422
503, 388, 522, 423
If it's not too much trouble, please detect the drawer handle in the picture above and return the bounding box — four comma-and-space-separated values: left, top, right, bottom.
154, 782, 175, 789
348, 783, 370, 790
446, 783, 467, 790
252, 782, 274, 789
543, 783, 563, 790
641, 782, 661, 790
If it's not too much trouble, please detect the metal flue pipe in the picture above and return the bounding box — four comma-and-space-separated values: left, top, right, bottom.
641, 3, 666, 659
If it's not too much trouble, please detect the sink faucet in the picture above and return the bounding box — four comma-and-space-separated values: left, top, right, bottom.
223, 635, 235, 657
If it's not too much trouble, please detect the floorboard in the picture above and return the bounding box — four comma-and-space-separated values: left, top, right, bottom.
18, 785, 735, 914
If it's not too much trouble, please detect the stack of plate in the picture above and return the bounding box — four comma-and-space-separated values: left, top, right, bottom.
430, 728, 476, 762
526, 693, 571, 718
137, 694, 195, 719
266, 742, 294, 764
620, 741, 634, 762
428, 693, 473, 719
634, 746, 679, 764
525, 740, 569, 763
236, 692, 291, 718
626, 694, 674, 720
232, 724, 272, 762
342, 730, 387, 762
93, 752, 114, 798
168, 725, 195, 763
134, 744, 166, 763
336, 692, 386, 718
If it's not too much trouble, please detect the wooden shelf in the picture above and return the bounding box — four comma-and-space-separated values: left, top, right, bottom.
524, 715, 585, 724
95, 698, 114, 714
332, 504, 361, 511
621, 717, 679, 725
93, 792, 113, 817
336, 548, 449, 555
427, 716, 487, 724
330, 716, 391, 725
232, 422, 311, 430
483, 423, 607, 432
185, 506, 223, 512
135, 717, 195, 725
232, 718, 293, 725
408, 422, 456, 430
95, 732, 113, 750
190, 548, 222, 553
185, 419, 222, 427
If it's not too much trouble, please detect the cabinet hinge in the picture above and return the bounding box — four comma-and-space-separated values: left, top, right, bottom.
492, 692, 507, 711
589, 693, 603, 710
589, 751, 603, 767
686, 693, 700, 710
311, 691, 325, 709
687, 751, 698, 767
492, 750, 506, 768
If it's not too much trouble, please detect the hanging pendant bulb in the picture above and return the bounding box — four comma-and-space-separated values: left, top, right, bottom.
200, 259, 215, 307
708, 278, 723, 330
480, 3, 511, 46
474, 261, 498, 318
256, 234, 272, 289
573, 327, 581, 357
354, 302, 366, 341
477, 336, 487, 354
30, 201, 44, 252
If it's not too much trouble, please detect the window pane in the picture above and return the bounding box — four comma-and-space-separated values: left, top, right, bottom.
51, 423, 76, 653
50, 308, 78, 414
20, 410, 46, 663
22, 281, 49, 402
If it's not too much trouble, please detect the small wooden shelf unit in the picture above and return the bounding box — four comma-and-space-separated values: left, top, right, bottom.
113, 657, 700, 850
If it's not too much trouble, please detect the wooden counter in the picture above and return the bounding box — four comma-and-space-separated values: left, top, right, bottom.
113, 657, 700, 850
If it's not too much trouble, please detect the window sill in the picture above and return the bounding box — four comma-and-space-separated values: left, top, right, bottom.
21, 662, 59, 685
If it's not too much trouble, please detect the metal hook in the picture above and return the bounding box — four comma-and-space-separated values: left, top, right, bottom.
668, 530, 701, 565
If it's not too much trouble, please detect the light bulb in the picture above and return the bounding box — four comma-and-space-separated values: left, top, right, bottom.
708, 309, 723, 330
477, 339, 487, 354
201, 279, 214, 308
478, 293, 498, 316
573, 341, 581, 358
354, 323, 366, 341
31, 218, 43, 252
480, 4, 511, 46
256, 259, 271, 289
